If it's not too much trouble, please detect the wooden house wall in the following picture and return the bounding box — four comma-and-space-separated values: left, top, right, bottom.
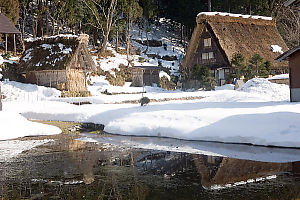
289, 50, 300, 88
190, 26, 229, 70
26, 70, 67, 89
66, 69, 86, 92
131, 68, 144, 87
143, 69, 160, 86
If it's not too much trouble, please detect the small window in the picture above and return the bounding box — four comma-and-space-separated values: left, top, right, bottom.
202, 52, 209, 60
204, 38, 212, 47
209, 52, 214, 59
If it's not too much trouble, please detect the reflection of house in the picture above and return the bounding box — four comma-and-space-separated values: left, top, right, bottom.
182, 12, 288, 87
18, 34, 96, 92
0, 11, 21, 54
131, 66, 161, 87
276, 46, 300, 102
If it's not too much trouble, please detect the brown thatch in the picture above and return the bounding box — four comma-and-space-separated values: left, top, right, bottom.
182, 13, 289, 72
0, 13, 21, 34
18, 34, 96, 92
19, 34, 96, 72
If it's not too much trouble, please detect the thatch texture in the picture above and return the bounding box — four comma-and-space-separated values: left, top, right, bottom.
19, 34, 96, 72
19, 34, 96, 92
182, 13, 289, 71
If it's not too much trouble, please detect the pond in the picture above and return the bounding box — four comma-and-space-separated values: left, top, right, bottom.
0, 133, 299, 200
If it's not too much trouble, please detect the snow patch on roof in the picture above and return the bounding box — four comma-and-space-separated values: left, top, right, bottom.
197, 12, 272, 21
271, 45, 284, 54
159, 71, 171, 81
24, 34, 78, 42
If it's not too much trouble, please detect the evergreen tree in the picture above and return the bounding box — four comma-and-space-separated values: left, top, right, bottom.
192, 64, 215, 90
0, 0, 20, 24
231, 52, 246, 78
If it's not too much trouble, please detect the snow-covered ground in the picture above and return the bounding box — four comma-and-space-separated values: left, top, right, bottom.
3, 78, 300, 148
0, 111, 61, 140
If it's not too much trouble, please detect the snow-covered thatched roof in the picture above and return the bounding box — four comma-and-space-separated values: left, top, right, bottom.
183, 12, 289, 71
19, 34, 96, 73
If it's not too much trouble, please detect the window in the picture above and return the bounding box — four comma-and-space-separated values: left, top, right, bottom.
202, 52, 209, 60
204, 38, 212, 47
202, 52, 214, 60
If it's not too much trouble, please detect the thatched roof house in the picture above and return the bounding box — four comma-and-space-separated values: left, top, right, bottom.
182, 12, 289, 86
19, 34, 96, 92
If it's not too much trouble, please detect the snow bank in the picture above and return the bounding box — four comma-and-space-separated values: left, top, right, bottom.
268, 74, 289, 80
271, 45, 283, 54
197, 12, 272, 20
0, 111, 61, 140
0, 55, 4, 65
238, 78, 289, 101
1, 81, 61, 102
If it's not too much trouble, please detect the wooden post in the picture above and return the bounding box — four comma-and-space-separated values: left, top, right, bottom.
5, 34, 8, 53
13, 34, 16, 55
0, 83, 2, 111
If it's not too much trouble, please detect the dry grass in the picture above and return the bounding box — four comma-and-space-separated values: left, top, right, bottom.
31, 120, 82, 134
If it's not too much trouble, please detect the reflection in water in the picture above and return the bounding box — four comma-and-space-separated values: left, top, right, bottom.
0, 136, 300, 199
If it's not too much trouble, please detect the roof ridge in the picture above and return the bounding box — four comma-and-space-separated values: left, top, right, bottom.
197, 12, 272, 21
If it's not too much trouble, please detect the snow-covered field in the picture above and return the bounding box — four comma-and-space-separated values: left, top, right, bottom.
2, 77, 300, 149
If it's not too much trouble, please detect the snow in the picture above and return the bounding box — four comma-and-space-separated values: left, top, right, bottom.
24, 34, 78, 42
159, 71, 171, 81
0, 111, 61, 141
197, 12, 273, 21
1, 81, 61, 102
0, 55, 4, 65
0, 139, 53, 162
268, 74, 289, 80
271, 45, 284, 54
238, 78, 289, 101
78, 133, 300, 163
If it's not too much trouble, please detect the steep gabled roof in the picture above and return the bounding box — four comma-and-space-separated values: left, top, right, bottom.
276, 45, 300, 62
183, 12, 289, 70
18, 34, 96, 73
0, 13, 21, 34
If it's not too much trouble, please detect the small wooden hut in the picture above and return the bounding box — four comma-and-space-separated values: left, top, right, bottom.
276, 46, 300, 102
0, 11, 21, 54
182, 12, 289, 87
18, 34, 96, 92
131, 66, 161, 87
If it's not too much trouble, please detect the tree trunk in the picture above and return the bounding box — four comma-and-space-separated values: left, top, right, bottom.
100, 0, 118, 55
31, 6, 36, 39
116, 29, 119, 52
45, 0, 49, 36
37, 0, 43, 37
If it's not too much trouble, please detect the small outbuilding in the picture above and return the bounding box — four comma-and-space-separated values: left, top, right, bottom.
131, 66, 161, 87
18, 34, 96, 92
276, 46, 300, 102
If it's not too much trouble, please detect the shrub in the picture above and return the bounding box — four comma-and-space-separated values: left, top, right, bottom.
192, 64, 216, 91
61, 91, 91, 97
160, 76, 176, 90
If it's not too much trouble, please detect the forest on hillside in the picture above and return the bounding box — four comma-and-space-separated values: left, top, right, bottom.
0, 0, 299, 52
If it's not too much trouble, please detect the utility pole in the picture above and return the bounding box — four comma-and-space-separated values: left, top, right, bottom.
208, 0, 212, 11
